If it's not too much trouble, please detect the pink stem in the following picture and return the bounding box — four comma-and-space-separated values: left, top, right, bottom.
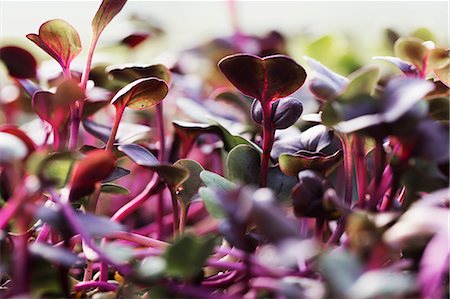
156, 103, 165, 240
105, 105, 125, 151
74, 281, 118, 292
110, 174, 159, 222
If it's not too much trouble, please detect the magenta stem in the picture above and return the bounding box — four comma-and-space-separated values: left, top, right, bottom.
13, 216, 30, 295
105, 105, 125, 151
259, 103, 274, 187
156, 103, 165, 240
35, 223, 51, 243
111, 174, 159, 222
338, 133, 353, 204
74, 281, 118, 292
80, 35, 99, 90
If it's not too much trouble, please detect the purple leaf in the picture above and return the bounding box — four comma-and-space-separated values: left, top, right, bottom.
102, 166, 130, 183
419, 232, 449, 299
304, 56, 348, 101
372, 56, 417, 75
118, 144, 159, 167
382, 77, 434, 122
218, 53, 307, 105
30, 243, 84, 267
107, 63, 171, 84
251, 97, 303, 129
27, 19, 81, 70
0, 46, 37, 79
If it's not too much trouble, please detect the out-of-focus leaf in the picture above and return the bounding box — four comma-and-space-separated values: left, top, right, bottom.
373, 56, 416, 75
33, 79, 85, 128
100, 183, 130, 195
279, 150, 343, 176
218, 53, 307, 104
77, 213, 125, 238
164, 234, 215, 279
137, 256, 167, 280
427, 97, 449, 121
226, 144, 261, 185
68, 150, 116, 201
35, 152, 78, 188
434, 65, 450, 88
318, 251, 363, 298
427, 48, 450, 70
304, 56, 348, 101
348, 270, 414, 299
102, 241, 134, 264
27, 19, 81, 70
394, 37, 427, 70
267, 166, 298, 201
340, 66, 380, 100
0, 46, 37, 79
291, 170, 340, 220
111, 77, 168, 110
419, 232, 449, 299
102, 166, 130, 183
92, 0, 127, 37
30, 243, 84, 267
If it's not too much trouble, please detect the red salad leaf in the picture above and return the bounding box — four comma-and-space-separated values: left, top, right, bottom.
92, 0, 127, 38
218, 54, 307, 105
68, 150, 117, 201
27, 19, 81, 70
0, 46, 37, 79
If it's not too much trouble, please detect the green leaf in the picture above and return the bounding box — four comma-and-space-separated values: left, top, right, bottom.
35, 152, 78, 188
428, 97, 450, 121
103, 241, 134, 264
111, 77, 168, 110
92, 0, 127, 37
341, 66, 380, 100
198, 187, 226, 219
26, 19, 81, 70
226, 144, 261, 185
210, 119, 262, 153
164, 234, 215, 279
173, 159, 205, 206
100, 183, 130, 195
200, 170, 236, 192
428, 48, 450, 71
279, 150, 343, 176
394, 37, 428, 69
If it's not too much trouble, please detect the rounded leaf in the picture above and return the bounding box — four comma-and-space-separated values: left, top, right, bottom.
173, 159, 205, 205
218, 53, 307, 103
111, 77, 168, 110
394, 37, 427, 70
226, 144, 261, 185
107, 63, 171, 85
0, 46, 37, 79
26, 19, 81, 69
251, 97, 303, 129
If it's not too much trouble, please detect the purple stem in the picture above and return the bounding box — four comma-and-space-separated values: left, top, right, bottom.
13, 216, 30, 295
50, 189, 131, 276
260, 103, 274, 187
353, 135, 367, 207
74, 281, 118, 292
35, 223, 51, 243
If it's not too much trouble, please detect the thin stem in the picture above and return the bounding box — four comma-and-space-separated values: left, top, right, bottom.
259, 104, 274, 187
53, 127, 60, 150
68, 103, 80, 151
35, 223, 51, 243
108, 231, 168, 249
106, 105, 125, 151
80, 35, 99, 90
51, 189, 131, 275
156, 103, 166, 239
179, 204, 189, 234
111, 174, 159, 222
13, 215, 30, 295
170, 190, 179, 237
353, 135, 367, 207
337, 133, 353, 205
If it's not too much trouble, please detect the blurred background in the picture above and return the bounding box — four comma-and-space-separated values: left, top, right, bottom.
1, 1, 448, 75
